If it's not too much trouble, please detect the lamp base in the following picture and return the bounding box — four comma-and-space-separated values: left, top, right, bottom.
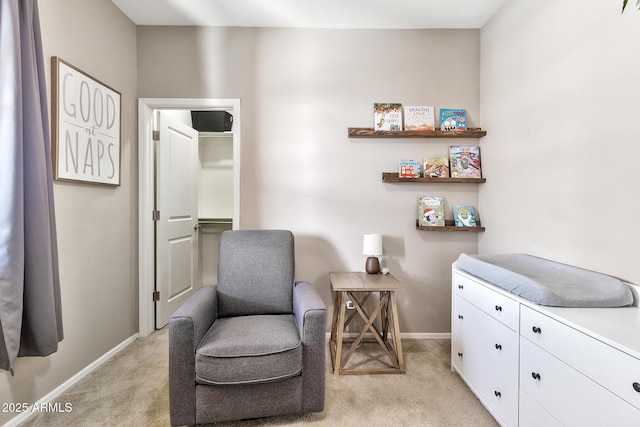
365, 256, 380, 274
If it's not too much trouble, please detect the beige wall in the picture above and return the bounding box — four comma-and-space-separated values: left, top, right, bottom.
479, 1, 640, 286
138, 27, 482, 334
0, 1, 137, 424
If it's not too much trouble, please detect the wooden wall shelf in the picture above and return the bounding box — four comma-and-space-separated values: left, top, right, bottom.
416, 220, 485, 232
348, 127, 486, 138
352, 124, 488, 233
382, 172, 485, 183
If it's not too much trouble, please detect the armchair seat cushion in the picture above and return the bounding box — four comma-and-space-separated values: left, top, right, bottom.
195, 314, 302, 385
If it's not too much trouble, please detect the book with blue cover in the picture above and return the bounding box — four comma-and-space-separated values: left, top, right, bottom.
453, 205, 477, 227
440, 108, 467, 131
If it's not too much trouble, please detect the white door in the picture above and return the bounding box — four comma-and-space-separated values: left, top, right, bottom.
155, 111, 199, 328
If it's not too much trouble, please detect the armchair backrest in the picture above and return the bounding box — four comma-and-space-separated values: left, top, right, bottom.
217, 230, 295, 317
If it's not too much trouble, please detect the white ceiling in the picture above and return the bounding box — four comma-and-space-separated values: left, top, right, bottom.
110, 0, 507, 29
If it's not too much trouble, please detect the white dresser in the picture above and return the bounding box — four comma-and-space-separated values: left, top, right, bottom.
452, 266, 640, 426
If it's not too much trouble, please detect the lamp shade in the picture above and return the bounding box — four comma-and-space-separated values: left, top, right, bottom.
363, 233, 383, 256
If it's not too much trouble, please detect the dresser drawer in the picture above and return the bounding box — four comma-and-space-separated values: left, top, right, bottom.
453, 272, 519, 331
455, 337, 518, 426
521, 305, 640, 411
453, 295, 518, 381
519, 390, 561, 427
451, 333, 466, 378
520, 338, 640, 426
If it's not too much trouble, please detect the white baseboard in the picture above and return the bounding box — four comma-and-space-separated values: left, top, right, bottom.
401, 332, 451, 339
3, 333, 139, 427
325, 332, 451, 340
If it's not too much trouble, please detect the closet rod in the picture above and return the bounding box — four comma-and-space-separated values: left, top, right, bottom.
198, 218, 232, 225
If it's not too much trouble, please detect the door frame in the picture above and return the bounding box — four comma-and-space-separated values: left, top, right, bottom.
138, 98, 241, 337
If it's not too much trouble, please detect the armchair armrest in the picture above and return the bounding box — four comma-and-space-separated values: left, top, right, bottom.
170, 285, 218, 350
293, 281, 326, 412
293, 281, 326, 333
169, 285, 218, 426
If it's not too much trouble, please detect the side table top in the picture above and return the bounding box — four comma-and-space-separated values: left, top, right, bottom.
329, 271, 405, 292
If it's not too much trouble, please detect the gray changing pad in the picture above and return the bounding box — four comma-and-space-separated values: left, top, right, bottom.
455, 253, 633, 307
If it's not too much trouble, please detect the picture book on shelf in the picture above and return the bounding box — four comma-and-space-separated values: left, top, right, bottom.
453, 205, 477, 227
418, 196, 445, 227
398, 160, 421, 178
449, 145, 481, 178
374, 103, 403, 131
423, 157, 449, 178
404, 106, 435, 131
440, 108, 467, 131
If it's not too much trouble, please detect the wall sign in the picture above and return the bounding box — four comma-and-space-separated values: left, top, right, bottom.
51, 57, 121, 186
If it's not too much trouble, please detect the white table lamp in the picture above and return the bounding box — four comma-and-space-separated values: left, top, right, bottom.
363, 233, 382, 274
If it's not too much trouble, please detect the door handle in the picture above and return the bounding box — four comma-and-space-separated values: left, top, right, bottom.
194, 223, 201, 230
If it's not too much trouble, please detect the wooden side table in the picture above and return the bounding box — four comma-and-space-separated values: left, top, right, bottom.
329, 272, 405, 375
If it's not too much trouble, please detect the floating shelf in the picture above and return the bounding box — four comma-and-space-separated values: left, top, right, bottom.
416, 220, 485, 232
382, 172, 485, 183
348, 127, 486, 138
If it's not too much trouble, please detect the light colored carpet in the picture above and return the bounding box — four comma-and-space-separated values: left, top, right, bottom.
19, 328, 497, 426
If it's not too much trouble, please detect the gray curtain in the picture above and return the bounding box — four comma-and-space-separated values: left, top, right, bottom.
0, 0, 63, 373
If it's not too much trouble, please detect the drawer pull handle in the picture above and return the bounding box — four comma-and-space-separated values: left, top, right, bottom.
495, 305, 502, 312
457, 352, 463, 358
494, 391, 501, 398
532, 372, 541, 380
633, 382, 640, 393
495, 343, 502, 350
532, 326, 542, 334
458, 284, 464, 289
458, 315, 463, 320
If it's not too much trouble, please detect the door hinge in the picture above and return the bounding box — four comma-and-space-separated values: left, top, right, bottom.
152, 130, 160, 141
152, 210, 160, 221
152, 290, 160, 302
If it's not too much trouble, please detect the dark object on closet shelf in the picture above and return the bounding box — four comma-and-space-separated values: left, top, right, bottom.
191, 110, 233, 132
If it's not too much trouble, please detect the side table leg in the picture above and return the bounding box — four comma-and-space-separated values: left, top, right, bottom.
389, 291, 405, 372
333, 291, 348, 375
330, 291, 341, 343
380, 291, 390, 342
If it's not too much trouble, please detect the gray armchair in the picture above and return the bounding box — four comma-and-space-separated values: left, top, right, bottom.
169, 230, 326, 426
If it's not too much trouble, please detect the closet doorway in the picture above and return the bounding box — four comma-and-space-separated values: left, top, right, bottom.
138, 98, 241, 336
